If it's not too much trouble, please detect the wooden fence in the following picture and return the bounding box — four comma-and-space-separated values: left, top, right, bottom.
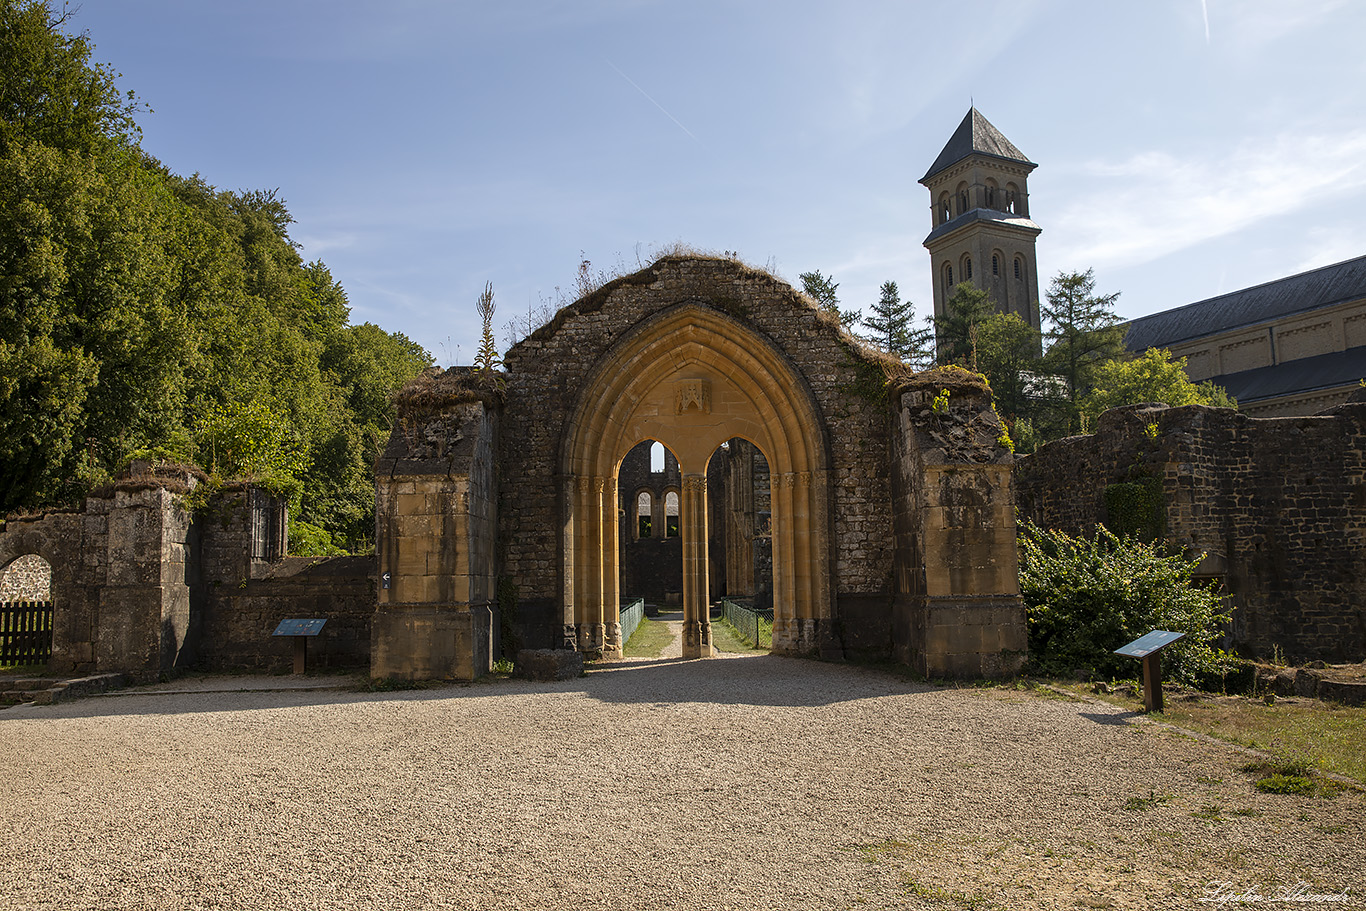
0, 600, 53, 666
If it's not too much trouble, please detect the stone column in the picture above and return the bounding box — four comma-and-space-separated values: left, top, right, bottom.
601, 476, 622, 658
681, 474, 713, 658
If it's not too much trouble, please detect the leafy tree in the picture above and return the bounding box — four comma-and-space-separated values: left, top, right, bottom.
1080, 347, 1235, 426
933, 281, 994, 366
0, 0, 144, 156
799, 269, 860, 331
1040, 269, 1126, 410
860, 280, 933, 366
0, 3, 432, 547
1019, 520, 1234, 685
973, 312, 1042, 421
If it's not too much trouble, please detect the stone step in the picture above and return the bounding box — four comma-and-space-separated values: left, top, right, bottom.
0, 672, 128, 707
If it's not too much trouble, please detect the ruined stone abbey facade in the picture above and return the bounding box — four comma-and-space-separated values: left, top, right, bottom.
371, 256, 1025, 680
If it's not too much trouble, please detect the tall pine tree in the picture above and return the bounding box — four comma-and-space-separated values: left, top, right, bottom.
860, 280, 932, 367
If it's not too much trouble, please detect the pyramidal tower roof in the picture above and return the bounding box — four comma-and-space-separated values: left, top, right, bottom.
920, 108, 1035, 183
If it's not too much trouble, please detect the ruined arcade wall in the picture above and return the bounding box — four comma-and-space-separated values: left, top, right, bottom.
499, 256, 896, 652
1016, 402, 1366, 663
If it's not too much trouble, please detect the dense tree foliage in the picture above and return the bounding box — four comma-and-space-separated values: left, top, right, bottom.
0, 1, 430, 550
929, 267, 1236, 449
932, 281, 994, 366
1080, 347, 1236, 426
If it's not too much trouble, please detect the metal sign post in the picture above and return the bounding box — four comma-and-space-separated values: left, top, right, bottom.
272, 619, 327, 674
1114, 630, 1186, 713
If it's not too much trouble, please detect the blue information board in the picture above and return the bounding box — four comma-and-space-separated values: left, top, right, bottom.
272, 618, 327, 637
1114, 629, 1185, 658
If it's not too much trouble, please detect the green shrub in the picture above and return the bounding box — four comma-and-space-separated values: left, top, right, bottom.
1019, 520, 1233, 685
289, 519, 346, 556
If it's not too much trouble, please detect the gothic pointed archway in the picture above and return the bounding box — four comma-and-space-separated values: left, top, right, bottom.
562, 303, 831, 659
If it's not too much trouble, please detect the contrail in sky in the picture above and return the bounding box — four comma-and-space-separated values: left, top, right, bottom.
1200, 0, 1210, 43
605, 59, 702, 145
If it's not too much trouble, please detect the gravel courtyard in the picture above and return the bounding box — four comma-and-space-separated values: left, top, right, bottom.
1, 652, 1362, 911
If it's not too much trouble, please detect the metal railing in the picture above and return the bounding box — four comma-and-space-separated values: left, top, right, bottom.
620, 598, 645, 648
720, 598, 773, 650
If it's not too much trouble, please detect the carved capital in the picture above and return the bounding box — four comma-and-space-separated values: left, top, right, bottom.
683, 476, 708, 493
781, 472, 798, 489
575, 476, 591, 495
797, 471, 812, 489
592, 477, 606, 494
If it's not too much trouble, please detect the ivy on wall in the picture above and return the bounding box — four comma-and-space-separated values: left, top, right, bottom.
1103, 477, 1165, 543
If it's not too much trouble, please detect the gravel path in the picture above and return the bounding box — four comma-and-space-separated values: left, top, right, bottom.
1, 651, 1362, 911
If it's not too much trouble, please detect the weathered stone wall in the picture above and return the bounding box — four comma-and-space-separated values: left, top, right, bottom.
0, 464, 201, 678
371, 379, 500, 679
886, 369, 1026, 675
499, 256, 896, 648
0, 554, 51, 601
197, 487, 374, 670
0, 467, 376, 677
1016, 402, 1366, 662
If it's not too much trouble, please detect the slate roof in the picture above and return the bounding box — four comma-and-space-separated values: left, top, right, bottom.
1208, 345, 1366, 404
921, 108, 1035, 183
923, 207, 1041, 247
1124, 254, 1366, 351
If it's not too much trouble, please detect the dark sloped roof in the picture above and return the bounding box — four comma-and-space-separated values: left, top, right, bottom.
921, 108, 1035, 182
923, 207, 1041, 246
1125, 254, 1366, 351
1207, 345, 1366, 404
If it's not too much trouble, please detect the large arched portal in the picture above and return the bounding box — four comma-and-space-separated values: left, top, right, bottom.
562, 304, 830, 659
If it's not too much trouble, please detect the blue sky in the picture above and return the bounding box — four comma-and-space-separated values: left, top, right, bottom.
74, 1, 1366, 365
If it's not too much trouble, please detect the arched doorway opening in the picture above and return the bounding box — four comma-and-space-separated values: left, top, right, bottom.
563, 304, 830, 660
0, 554, 54, 668
617, 437, 774, 654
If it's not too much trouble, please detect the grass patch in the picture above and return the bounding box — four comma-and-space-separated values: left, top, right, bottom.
1237, 757, 1346, 797
711, 617, 767, 654
1122, 790, 1170, 812
1059, 683, 1366, 784
622, 616, 673, 659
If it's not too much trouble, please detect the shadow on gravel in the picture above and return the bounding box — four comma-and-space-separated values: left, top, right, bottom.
1081, 710, 1142, 726
2, 653, 945, 720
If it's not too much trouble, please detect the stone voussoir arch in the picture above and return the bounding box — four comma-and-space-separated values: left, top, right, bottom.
561, 301, 832, 659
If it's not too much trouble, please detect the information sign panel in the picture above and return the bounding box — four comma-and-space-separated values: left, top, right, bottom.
272, 618, 326, 637
1114, 629, 1184, 658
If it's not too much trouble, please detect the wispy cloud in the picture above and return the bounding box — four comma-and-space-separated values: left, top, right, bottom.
1049, 129, 1366, 269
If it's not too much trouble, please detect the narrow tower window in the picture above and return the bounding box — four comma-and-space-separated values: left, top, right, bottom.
1014, 257, 1023, 280
964, 257, 973, 281
992, 254, 999, 276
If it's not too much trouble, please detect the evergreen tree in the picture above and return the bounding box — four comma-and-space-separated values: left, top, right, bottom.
933, 282, 995, 367
799, 269, 860, 331
1040, 269, 1126, 409
860, 280, 933, 367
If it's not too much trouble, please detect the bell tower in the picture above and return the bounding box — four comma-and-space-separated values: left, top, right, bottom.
920, 108, 1041, 333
